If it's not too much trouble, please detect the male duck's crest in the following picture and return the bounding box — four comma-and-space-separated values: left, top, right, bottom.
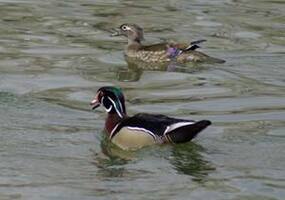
91, 86, 211, 150
90, 86, 126, 118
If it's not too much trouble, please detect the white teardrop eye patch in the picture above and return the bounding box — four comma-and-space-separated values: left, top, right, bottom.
121, 25, 131, 31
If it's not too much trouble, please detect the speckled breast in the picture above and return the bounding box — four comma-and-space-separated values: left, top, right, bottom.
126, 49, 171, 63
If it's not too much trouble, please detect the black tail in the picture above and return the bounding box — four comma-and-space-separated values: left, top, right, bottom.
166, 120, 211, 144
184, 40, 207, 51
190, 39, 207, 46
186, 44, 200, 51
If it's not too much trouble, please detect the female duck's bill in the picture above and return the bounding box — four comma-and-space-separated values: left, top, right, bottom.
110, 24, 144, 42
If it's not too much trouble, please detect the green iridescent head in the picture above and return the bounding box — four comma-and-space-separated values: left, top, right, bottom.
90, 86, 126, 118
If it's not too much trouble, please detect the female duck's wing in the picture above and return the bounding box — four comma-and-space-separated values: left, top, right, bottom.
138, 40, 207, 61
140, 43, 168, 51
140, 40, 207, 52
174, 39, 207, 51
177, 50, 226, 63
140, 39, 207, 51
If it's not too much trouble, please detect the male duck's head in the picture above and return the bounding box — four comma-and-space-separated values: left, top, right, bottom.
90, 86, 126, 118
111, 23, 144, 43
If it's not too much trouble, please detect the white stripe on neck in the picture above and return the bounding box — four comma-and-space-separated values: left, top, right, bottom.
110, 123, 120, 139
107, 96, 123, 118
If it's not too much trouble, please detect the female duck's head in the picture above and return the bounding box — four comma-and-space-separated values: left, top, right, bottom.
111, 23, 144, 43
90, 86, 126, 118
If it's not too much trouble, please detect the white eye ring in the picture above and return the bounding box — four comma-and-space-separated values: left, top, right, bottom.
121, 25, 129, 31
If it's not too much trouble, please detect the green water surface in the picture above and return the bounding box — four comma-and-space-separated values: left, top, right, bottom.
0, 0, 284, 199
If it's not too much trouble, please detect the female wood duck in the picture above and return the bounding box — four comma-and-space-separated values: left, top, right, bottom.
111, 23, 225, 64
90, 86, 211, 150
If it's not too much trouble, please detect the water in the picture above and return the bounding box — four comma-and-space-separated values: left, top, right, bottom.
0, 0, 285, 199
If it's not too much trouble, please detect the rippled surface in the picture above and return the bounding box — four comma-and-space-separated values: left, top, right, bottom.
0, 0, 285, 199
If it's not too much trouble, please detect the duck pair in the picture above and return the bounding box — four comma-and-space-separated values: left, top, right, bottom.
90, 24, 221, 150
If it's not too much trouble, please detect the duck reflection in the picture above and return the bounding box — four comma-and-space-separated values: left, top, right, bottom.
116, 56, 206, 82
168, 142, 215, 182
99, 136, 136, 161
92, 134, 214, 182
90, 136, 132, 178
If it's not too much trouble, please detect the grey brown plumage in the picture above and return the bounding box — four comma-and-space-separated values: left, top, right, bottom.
111, 23, 225, 64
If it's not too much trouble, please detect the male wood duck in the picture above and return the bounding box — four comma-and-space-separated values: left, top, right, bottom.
90, 86, 211, 150
111, 23, 225, 64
